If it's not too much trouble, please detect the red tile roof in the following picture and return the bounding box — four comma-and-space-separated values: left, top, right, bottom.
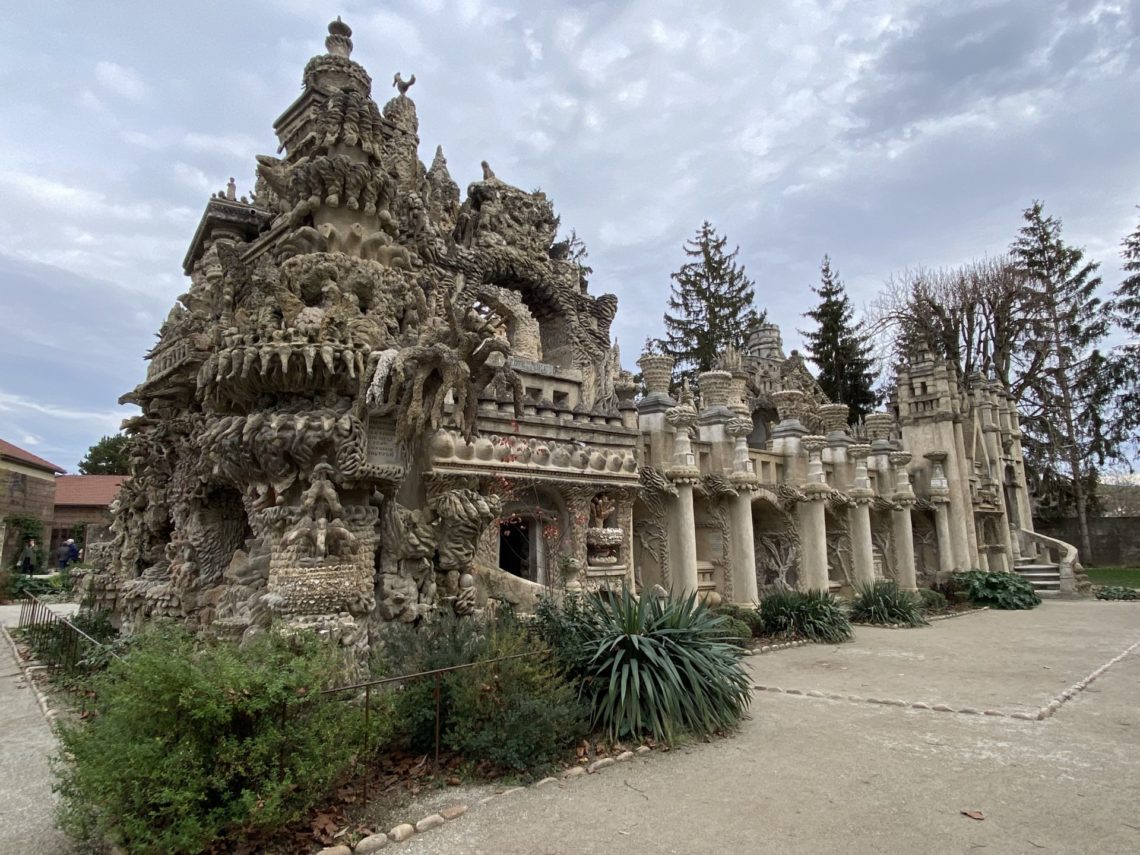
54, 475, 127, 507
0, 438, 65, 474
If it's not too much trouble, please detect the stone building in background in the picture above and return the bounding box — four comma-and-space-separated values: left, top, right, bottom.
86, 20, 1080, 667
0, 438, 64, 570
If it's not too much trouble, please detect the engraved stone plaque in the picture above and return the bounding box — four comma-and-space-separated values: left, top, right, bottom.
366, 416, 400, 467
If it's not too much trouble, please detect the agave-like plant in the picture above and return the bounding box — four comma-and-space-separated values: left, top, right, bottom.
574, 586, 752, 744
850, 580, 928, 627
758, 589, 854, 643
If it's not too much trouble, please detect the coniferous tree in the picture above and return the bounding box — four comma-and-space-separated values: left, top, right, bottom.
661, 222, 762, 386
1010, 201, 1113, 562
800, 255, 877, 423
1108, 209, 1140, 463
78, 434, 130, 475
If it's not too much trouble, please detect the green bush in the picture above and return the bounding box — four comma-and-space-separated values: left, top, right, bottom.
377, 613, 586, 772
444, 626, 586, 771
1095, 585, 1140, 601
564, 587, 752, 744
55, 624, 378, 855
758, 589, 853, 643
714, 603, 763, 637
850, 581, 928, 627
952, 570, 1040, 610
718, 615, 753, 645
916, 587, 948, 613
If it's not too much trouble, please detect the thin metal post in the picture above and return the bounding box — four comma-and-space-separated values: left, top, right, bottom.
433, 672, 442, 772
363, 685, 371, 801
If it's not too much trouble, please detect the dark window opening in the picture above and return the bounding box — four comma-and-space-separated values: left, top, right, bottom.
499, 518, 535, 581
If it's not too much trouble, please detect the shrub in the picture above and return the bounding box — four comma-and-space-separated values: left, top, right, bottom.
718, 616, 753, 645
377, 613, 586, 772
758, 589, 853, 643
916, 587, 948, 613
569, 587, 752, 743
55, 624, 377, 855
952, 570, 1040, 610
1095, 585, 1140, 601
850, 581, 928, 627
714, 602, 763, 637
444, 625, 587, 771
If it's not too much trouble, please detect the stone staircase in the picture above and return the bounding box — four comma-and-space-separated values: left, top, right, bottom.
1013, 557, 1061, 594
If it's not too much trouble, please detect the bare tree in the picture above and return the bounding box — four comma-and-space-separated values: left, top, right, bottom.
867, 256, 1028, 387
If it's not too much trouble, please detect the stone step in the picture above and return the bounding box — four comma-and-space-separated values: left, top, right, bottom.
1015, 563, 1060, 573
1017, 569, 1061, 579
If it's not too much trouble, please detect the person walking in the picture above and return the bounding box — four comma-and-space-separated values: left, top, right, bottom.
55, 541, 71, 571
66, 538, 80, 566
19, 539, 38, 576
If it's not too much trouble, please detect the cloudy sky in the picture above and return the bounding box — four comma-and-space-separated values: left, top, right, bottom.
2, 0, 1138, 471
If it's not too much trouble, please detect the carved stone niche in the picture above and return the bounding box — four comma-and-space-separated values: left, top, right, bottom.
586, 492, 623, 570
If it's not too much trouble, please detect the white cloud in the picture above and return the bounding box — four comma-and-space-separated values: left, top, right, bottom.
94, 61, 149, 101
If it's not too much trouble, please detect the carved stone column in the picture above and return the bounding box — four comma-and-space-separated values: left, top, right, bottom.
666, 388, 701, 597
727, 417, 759, 603
925, 452, 955, 579
848, 443, 876, 588
799, 435, 830, 593
889, 451, 918, 591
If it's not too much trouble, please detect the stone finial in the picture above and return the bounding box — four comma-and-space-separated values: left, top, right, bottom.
225, 177, 236, 201
888, 451, 912, 468
726, 416, 753, 439
819, 403, 849, 434
637, 352, 674, 397
864, 412, 894, 442
770, 389, 807, 423
848, 442, 872, 461
326, 17, 353, 58
697, 370, 731, 411
481, 160, 496, 180
802, 435, 827, 455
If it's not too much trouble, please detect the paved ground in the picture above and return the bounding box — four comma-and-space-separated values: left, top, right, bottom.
0, 602, 79, 855
2, 601, 1137, 854
401, 601, 1140, 855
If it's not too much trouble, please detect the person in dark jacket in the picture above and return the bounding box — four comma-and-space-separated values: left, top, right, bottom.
19, 539, 38, 576
56, 542, 71, 570
66, 538, 80, 565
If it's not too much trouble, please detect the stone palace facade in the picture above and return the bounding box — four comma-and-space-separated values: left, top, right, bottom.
85, 20, 1078, 665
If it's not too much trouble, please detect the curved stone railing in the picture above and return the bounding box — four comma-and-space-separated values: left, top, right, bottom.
1020, 528, 1079, 594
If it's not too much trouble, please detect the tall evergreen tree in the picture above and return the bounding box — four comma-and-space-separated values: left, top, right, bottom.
661, 222, 762, 386
1010, 201, 1112, 562
800, 255, 877, 423
1108, 208, 1140, 463
78, 434, 130, 475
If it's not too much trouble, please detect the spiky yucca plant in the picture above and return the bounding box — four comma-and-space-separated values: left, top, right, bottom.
758, 589, 853, 643
850, 580, 928, 627
574, 587, 752, 744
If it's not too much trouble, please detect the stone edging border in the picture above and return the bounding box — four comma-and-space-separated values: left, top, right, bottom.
742, 639, 810, 655
316, 745, 659, 853
753, 633, 1140, 722
928, 606, 989, 622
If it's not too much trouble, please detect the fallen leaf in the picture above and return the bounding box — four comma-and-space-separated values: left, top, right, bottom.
961, 810, 986, 821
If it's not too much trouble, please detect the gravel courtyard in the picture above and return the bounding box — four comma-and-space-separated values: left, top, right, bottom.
399, 600, 1140, 855
2, 600, 1137, 854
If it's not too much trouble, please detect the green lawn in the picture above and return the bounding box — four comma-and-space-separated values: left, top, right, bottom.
1085, 566, 1140, 588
